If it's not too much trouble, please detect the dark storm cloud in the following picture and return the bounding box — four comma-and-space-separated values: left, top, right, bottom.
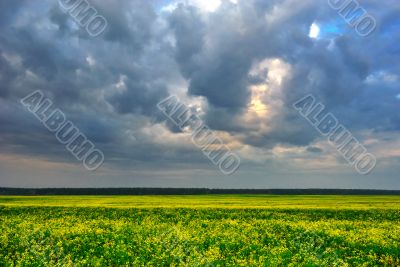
0, 50, 18, 98
0, 0, 26, 27
91, 0, 156, 49
106, 78, 169, 116
168, 0, 318, 132
165, 0, 399, 148
0, 0, 174, 163
169, 3, 254, 110
0, 0, 399, 188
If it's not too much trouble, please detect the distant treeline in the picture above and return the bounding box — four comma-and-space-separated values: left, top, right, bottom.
1, 188, 400, 195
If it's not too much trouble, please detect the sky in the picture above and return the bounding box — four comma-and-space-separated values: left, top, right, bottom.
0, 0, 399, 189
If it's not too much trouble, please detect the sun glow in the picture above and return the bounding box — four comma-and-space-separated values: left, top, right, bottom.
309, 23, 320, 38
246, 58, 291, 117
249, 84, 268, 116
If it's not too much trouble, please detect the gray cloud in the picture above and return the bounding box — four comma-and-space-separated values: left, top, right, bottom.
0, 0, 399, 188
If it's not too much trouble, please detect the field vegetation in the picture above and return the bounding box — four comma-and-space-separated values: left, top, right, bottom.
1, 195, 399, 266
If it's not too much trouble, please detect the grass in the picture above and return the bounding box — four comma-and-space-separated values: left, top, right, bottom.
0, 195, 400, 266
1, 195, 400, 209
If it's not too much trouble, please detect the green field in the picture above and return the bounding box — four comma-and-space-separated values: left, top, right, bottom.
1, 195, 400, 266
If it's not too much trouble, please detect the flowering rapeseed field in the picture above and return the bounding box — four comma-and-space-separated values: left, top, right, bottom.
0, 195, 399, 266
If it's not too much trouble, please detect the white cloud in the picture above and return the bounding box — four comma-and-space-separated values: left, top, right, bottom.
161, 0, 237, 13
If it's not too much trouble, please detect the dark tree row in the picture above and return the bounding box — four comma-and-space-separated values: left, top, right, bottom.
1, 187, 400, 195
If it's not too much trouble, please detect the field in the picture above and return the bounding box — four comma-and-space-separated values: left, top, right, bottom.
1, 195, 400, 266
